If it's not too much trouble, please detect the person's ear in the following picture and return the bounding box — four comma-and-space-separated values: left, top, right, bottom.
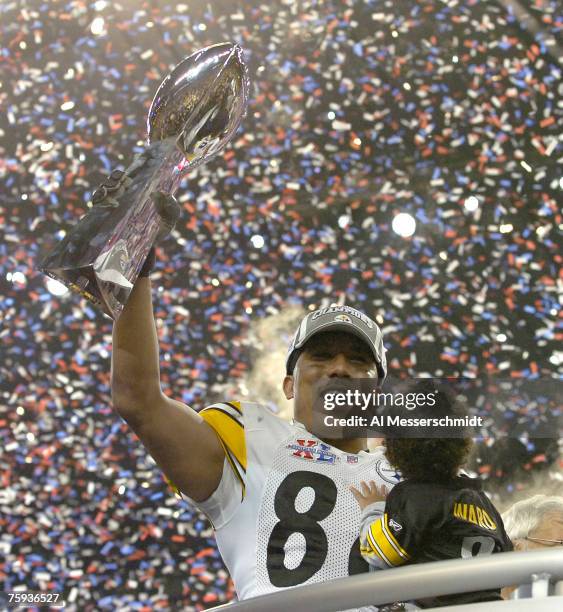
283, 375, 294, 400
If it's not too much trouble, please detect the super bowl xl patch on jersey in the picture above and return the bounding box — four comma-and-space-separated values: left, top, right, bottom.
287, 438, 337, 464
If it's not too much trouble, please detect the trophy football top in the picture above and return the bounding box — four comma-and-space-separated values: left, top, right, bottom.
147, 42, 249, 170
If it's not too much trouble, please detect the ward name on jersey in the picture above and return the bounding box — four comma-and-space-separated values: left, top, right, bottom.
183, 400, 400, 600
359, 476, 513, 608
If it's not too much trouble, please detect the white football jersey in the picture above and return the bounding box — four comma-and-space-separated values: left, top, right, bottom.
183, 400, 401, 601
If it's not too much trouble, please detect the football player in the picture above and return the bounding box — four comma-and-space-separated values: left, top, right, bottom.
109, 184, 400, 600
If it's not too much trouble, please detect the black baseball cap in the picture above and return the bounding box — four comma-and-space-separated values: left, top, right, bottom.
286, 305, 387, 383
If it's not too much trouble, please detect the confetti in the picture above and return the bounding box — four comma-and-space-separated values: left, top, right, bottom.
0, 0, 561, 609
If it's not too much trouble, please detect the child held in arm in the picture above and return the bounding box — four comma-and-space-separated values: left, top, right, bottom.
351, 390, 512, 609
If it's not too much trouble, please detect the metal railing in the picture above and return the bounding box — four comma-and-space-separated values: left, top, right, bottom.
211, 549, 563, 612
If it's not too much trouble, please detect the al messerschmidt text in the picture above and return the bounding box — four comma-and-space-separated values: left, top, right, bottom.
323, 414, 484, 427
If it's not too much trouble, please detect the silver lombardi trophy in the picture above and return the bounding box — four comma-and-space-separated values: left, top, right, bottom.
39, 43, 249, 319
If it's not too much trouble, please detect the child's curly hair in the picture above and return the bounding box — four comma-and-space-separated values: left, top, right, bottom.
385, 437, 473, 481
384, 380, 473, 481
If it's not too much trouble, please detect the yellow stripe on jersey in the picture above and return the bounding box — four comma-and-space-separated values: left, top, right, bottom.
382, 513, 410, 562
222, 443, 246, 501
364, 521, 394, 566
200, 402, 246, 471
200, 402, 247, 500
366, 514, 411, 567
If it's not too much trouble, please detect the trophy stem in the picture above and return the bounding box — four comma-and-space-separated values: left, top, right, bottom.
40, 138, 184, 320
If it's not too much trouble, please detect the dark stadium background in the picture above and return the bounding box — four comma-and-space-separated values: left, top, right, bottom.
0, 0, 561, 609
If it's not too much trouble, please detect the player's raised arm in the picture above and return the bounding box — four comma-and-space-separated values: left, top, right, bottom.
110, 194, 224, 503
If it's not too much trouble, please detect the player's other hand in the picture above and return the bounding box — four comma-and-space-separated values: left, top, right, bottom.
137, 192, 181, 278
350, 480, 388, 511
91, 169, 181, 243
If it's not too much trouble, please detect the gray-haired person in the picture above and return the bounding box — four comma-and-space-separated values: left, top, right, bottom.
501, 494, 563, 599
502, 494, 563, 550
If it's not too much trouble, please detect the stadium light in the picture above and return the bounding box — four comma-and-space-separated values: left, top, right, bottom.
392, 213, 416, 237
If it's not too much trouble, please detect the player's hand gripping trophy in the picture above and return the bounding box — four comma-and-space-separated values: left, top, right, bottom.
40, 43, 249, 319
